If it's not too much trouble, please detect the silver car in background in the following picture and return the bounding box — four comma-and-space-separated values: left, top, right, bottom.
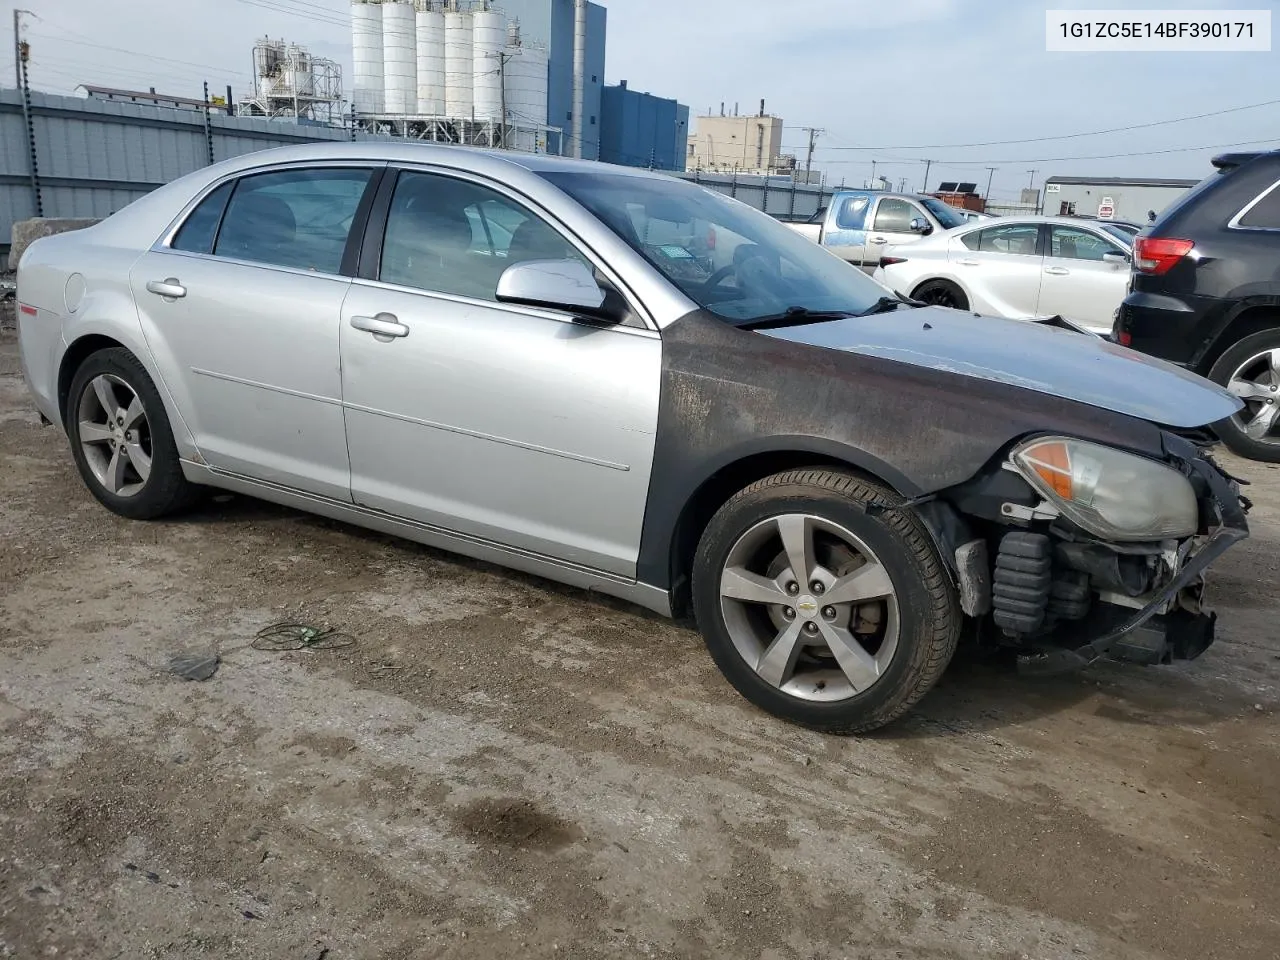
873, 215, 1134, 334
16, 143, 1248, 733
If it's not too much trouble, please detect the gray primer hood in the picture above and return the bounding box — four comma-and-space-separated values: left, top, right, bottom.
760, 306, 1241, 429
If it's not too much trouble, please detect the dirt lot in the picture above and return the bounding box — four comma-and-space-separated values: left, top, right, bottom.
1, 332, 1277, 960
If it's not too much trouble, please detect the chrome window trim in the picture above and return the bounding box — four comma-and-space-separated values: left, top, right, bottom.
152, 247, 359, 285
1228, 176, 1280, 231
151, 160, 388, 258
346, 273, 660, 339
383, 161, 659, 331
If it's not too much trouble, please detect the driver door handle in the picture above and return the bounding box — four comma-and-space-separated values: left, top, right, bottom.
146, 278, 186, 299
350, 313, 409, 340
1044, 266, 1070, 276
868, 236, 888, 245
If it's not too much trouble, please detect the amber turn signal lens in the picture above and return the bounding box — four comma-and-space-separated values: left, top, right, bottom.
1020, 440, 1073, 500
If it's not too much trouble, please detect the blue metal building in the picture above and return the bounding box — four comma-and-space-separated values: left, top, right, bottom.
598, 80, 689, 171
499, 0, 606, 159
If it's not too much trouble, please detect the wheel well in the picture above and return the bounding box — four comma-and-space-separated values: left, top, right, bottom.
911, 277, 966, 300
666, 451, 891, 619
58, 335, 124, 425
1197, 306, 1280, 375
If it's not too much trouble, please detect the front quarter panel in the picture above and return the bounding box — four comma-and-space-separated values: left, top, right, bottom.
634, 310, 1164, 589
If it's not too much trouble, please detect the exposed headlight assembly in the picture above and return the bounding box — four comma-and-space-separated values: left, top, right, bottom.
1012, 437, 1199, 542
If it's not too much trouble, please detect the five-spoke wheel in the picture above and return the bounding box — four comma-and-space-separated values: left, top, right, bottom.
66, 347, 199, 519
1209, 330, 1280, 462
693, 468, 961, 733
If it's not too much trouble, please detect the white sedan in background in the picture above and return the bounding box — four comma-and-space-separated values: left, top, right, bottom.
872, 216, 1134, 334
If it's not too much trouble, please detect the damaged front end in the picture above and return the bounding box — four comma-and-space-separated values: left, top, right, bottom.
924, 430, 1249, 675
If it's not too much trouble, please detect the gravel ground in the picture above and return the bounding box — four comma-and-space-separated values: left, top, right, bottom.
1, 331, 1277, 960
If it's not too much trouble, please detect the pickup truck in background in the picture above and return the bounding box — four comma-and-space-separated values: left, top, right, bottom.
785, 191, 973, 269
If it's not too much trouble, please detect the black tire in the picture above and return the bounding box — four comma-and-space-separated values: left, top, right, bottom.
691, 468, 962, 734
1207, 328, 1280, 462
65, 347, 200, 520
911, 278, 969, 311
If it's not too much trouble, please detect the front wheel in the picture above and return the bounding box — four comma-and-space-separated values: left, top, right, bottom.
66, 347, 200, 519
1207, 328, 1280, 462
691, 469, 961, 734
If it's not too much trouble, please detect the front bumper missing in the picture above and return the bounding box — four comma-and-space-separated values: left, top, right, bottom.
1017, 450, 1248, 676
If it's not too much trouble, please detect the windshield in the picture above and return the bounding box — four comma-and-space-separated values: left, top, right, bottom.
918, 196, 969, 229
539, 171, 892, 324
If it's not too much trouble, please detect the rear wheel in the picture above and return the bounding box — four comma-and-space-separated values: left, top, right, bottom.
1207, 329, 1280, 462
911, 278, 968, 311
691, 469, 961, 734
66, 348, 199, 519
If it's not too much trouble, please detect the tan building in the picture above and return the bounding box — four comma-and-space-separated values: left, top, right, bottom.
687, 105, 787, 176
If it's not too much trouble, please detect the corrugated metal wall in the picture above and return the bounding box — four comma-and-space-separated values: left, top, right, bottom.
2, 87, 833, 258
1, 88, 401, 251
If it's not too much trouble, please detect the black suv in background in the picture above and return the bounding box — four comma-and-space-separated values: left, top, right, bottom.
1116, 151, 1280, 461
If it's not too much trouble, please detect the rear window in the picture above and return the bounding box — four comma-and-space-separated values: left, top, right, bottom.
1149, 168, 1232, 228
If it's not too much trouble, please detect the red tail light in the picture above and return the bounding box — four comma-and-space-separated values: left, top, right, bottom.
1133, 237, 1193, 275
18, 303, 37, 316
879, 256, 908, 268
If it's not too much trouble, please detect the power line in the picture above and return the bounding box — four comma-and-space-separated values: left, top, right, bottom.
29, 31, 247, 79
232, 0, 351, 28
809, 98, 1280, 152
813, 136, 1280, 167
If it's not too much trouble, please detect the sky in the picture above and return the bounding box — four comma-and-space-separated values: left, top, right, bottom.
4, 0, 1274, 201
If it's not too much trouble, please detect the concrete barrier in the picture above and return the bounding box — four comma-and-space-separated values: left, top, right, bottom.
10, 218, 101, 269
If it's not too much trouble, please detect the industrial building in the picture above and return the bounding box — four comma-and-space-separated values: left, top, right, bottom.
599, 80, 689, 171
349, 0, 604, 158
238, 39, 343, 125
1043, 175, 1200, 223
687, 104, 791, 177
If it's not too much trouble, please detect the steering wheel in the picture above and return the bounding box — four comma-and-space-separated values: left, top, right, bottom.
702, 262, 738, 291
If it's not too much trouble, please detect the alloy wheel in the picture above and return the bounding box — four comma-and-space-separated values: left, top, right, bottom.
1227, 348, 1280, 445
76, 374, 153, 497
718, 513, 900, 702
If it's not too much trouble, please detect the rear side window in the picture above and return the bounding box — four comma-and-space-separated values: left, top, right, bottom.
1236, 181, 1280, 229
835, 195, 869, 230
213, 167, 373, 273
171, 181, 233, 254
962, 223, 1040, 255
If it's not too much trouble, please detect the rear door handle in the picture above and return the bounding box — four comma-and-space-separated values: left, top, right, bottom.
146, 278, 186, 299
350, 312, 409, 341
868, 236, 888, 245
1044, 266, 1070, 276
957, 258, 980, 266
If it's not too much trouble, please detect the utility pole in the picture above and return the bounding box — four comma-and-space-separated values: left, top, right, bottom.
870, 159, 876, 189
921, 158, 933, 193
497, 51, 509, 149
13, 9, 32, 89
1026, 168, 1038, 190
17, 23, 41, 216
800, 126, 823, 181
984, 166, 998, 201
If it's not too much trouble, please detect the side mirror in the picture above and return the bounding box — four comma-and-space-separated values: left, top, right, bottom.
495, 259, 612, 320
908, 217, 931, 234
1102, 251, 1130, 265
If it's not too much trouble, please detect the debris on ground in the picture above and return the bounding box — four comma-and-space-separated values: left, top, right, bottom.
252, 622, 356, 652
167, 653, 220, 681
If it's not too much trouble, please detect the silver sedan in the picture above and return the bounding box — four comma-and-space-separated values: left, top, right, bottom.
16, 144, 1246, 733
873, 215, 1134, 334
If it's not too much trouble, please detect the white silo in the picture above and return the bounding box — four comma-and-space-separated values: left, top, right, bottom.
415, 1, 446, 115
503, 39, 548, 152
444, 7, 473, 118
471, 7, 505, 123
351, 0, 384, 115
382, 0, 417, 114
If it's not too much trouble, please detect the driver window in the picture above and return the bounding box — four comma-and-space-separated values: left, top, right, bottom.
872, 198, 922, 233
380, 170, 586, 301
